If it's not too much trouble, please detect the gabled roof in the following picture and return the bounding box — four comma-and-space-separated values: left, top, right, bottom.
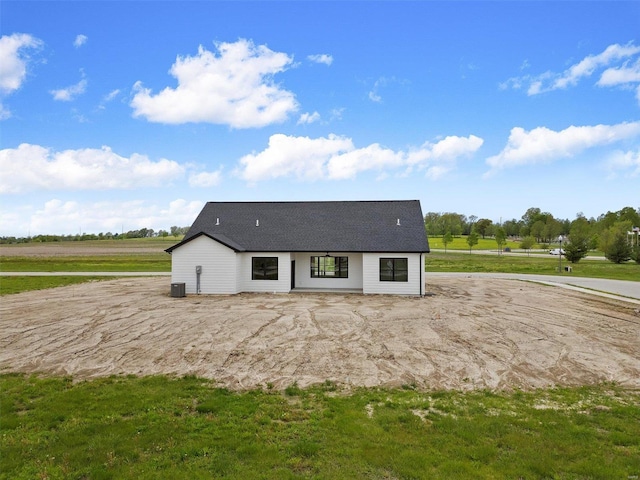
166, 200, 430, 253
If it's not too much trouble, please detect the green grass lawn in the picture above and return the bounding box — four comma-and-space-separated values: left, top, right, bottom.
429, 236, 523, 251
426, 252, 639, 281
427, 235, 610, 256
2, 374, 638, 479
0, 254, 170, 272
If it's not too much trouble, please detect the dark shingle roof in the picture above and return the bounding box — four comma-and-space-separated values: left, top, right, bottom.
166, 200, 430, 253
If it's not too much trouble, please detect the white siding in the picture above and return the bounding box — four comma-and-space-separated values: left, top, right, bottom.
362, 253, 422, 295
237, 252, 291, 293
170, 235, 237, 294
292, 252, 363, 290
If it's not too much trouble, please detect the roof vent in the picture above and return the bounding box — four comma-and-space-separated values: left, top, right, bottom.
215, 218, 220, 226
396, 218, 401, 226
256, 219, 259, 227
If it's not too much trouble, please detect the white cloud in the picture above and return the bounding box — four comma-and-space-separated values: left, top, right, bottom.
0, 33, 43, 118
327, 143, 407, 179
104, 89, 120, 101
297, 111, 320, 125
329, 107, 345, 121
50, 71, 87, 101
597, 58, 640, 86
485, 121, 640, 176
597, 58, 640, 106
188, 169, 223, 187
425, 165, 451, 181
368, 77, 387, 102
98, 89, 121, 109
131, 39, 298, 128
74, 34, 88, 48
552, 43, 640, 90
0, 143, 185, 194
368, 76, 408, 103
368, 90, 382, 103
238, 134, 353, 182
0, 103, 11, 121
307, 53, 333, 66
605, 149, 640, 178
237, 133, 483, 182
0, 33, 43, 94
502, 42, 640, 97
0, 198, 205, 236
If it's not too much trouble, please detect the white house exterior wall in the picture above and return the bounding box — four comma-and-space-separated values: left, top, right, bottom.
170, 235, 237, 294
362, 253, 422, 295
292, 252, 363, 290
237, 252, 291, 293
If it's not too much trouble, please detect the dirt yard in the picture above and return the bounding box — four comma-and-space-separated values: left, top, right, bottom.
1, 276, 639, 391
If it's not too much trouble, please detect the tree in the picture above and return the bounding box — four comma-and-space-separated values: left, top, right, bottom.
564, 217, 591, 263
521, 207, 542, 228
442, 231, 453, 253
632, 245, 640, 265
542, 218, 562, 243
600, 224, 632, 264
503, 219, 522, 237
475, 219, 493, 239
466, 230, 479, 254
494, 227, 506, 254
441, 213, 464, 237
467, 215, 478, 235
170, 226, 181, 238
520, 235, 535, 256
424, 212, 443, 236
531, 220, 545, 243
618, 206, 640, 227
564, 238, 589, 263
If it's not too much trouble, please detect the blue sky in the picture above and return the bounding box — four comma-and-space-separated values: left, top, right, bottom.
1, 1, 639, 236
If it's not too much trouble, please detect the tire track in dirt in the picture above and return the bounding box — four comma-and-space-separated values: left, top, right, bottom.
1, 277, 639, 390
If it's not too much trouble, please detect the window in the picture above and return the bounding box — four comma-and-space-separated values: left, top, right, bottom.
380, 258, 408, 282
310, 256, 348, 278
252, 257, 278, 280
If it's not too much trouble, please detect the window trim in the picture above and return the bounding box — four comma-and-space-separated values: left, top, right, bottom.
379, 257, 408, 282
252, 257, 279, 281
310, 255, 349, 279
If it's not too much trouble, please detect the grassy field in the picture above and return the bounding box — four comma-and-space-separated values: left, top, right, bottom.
2, 374, 638, 479
1, 240, 637, 294
0, 236, 182, 248
0, 254, 170, 295
429, 236, 523, 251
0, 254, 170, 272
425, 252, 639, 281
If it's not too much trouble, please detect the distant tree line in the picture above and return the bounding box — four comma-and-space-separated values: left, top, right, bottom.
0, 226, 190, 245
424, 206, 640, 264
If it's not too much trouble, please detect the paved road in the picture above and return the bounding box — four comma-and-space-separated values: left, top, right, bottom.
427, 272, 640, 304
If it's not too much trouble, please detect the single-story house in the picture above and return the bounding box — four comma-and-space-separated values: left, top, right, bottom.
165, 200, 430, 295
